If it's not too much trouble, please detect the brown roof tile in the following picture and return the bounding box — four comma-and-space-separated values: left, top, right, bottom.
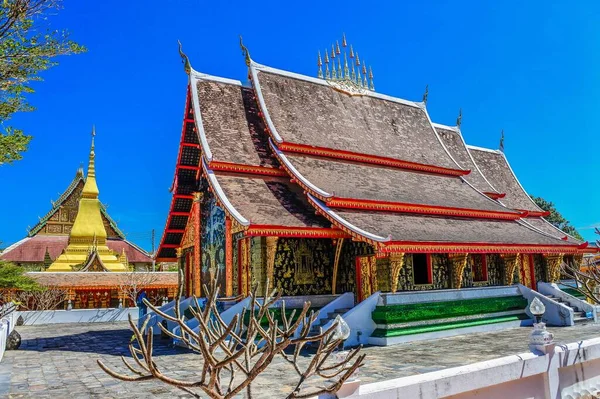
436, 126, 500, 194
468, 147, 544, 213
214, 172, 329, 228
329, 208, 575, 246
283, 153, 510, 212
197, 80, 277, 168
524, 217, 581, 244
255, 71, 457, 169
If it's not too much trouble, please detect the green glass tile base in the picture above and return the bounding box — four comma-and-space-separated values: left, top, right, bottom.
371, 314, 528, 338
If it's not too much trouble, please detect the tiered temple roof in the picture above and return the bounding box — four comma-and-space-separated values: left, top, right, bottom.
156, 39, 592, 260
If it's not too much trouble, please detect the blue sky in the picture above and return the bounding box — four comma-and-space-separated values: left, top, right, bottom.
1, 0, 599, 251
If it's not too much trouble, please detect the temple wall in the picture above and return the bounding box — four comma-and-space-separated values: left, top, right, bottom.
486, 254, 504, 286
200, 195, 225, 290
533, 254, 547, 283
337, 241, 372, 296
395, 254, 450, 291
270, 238, 334, 296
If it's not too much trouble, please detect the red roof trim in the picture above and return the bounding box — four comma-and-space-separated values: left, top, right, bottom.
521, 210, 551, 217
484, 192, 506, 200
245, 225, 349, 238
209, 161, 288, 177
278, 142, 471, 177
326, 197, 525, 221
381, 240, 585, 254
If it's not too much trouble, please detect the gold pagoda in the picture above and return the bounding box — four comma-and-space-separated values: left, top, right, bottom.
47, 128, 128, 272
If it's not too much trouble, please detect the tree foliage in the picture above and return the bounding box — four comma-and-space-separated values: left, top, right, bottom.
531, 196, 584, 241
0, 260, 38, 290
0, 0, 85, 164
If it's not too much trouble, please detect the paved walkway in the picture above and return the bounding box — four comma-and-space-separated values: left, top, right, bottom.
1, 322, 599, 398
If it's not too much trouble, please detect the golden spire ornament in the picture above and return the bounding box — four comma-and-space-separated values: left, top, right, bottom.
316, 34, 375, 92
317, 51, 323, 78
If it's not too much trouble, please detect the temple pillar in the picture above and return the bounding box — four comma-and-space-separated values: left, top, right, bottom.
193, 193, 202, 297
449, 253, 468, 289
502, 254, 521, 285
239, 237, 251, 296
265, 236, 278, 293
176, 247, 184, 296
331, 238, 345, 295
389, 253, 405, 293
521, 254, 533, 289
225, 218, 233, 297
573, 254, 583, 272
545, 254, 564, 283
357, 255, 377, 301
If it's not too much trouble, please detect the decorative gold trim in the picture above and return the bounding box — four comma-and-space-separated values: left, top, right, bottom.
502, 253, 521, 285
545, 253, 564, 283
331, 238, 345, 295
449, 253, 468, 289
389, 253, 405, 293
265, 236, 278, 292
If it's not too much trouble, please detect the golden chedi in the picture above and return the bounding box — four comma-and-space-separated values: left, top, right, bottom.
47, 128, 127, 272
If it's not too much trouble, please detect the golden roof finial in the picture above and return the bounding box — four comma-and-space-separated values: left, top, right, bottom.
330, 44, 336, 59
239, 35, 251, 67
456, 108, 463, 127
342, 33, 347, 47
82, 126, 99, 199
499, 129, 505, 152
336, 40, 341, 55
422, 84, 429, 104
177, 40, 191, 75
344, 51, 349, 79
355, 51, 360, 66
317, 51, 323, 78
368, 66, 374, 90
349, 44, 354, 59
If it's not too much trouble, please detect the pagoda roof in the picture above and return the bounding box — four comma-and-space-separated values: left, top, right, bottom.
308, 194, 583, 253
26, 271, 177, 290
434, 123, 503, 197
466, 145, 545, 214
250, 63, 465, 172
522, 217, 582, 244
27, 169, 125, 239
0, 235, 152, 264
274, 149, 513, 214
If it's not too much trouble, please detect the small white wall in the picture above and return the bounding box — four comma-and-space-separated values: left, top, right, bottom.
518, 284, 573, 326
380, 286, 520, 306
339, 337, 600, 399
17, 307, 138, 325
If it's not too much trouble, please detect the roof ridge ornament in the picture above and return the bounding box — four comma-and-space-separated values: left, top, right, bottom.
499, 129, 505, 152
177, 40, 191, 75
422, 84, 429, 104
456, 108, 462, 128
239, 35, 251, 67
317, 34, 374, 95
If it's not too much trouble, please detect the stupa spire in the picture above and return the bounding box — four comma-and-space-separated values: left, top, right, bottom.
82, 126, 99, 199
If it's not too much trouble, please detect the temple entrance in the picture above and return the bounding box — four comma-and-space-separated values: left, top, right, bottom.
519, 254, 537, 290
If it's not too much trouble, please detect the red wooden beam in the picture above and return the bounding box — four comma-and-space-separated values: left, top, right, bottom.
278, 142, 471, 177
326, 197, 525, 220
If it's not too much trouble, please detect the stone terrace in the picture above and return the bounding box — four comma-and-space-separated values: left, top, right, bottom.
1, 322, 598, 398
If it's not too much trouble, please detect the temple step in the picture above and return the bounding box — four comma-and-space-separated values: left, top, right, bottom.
368, 286, 532, 346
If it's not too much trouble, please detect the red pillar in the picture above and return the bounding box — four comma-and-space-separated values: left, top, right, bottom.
225, 217, 233, 297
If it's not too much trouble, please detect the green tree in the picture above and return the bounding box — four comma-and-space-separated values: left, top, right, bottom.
531, 196, 584, 241
0, 260, 38, 290
0, 0, 86, 164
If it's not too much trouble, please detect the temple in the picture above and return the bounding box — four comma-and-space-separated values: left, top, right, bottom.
155, 36, 596, 344
1, 129, 177, 309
